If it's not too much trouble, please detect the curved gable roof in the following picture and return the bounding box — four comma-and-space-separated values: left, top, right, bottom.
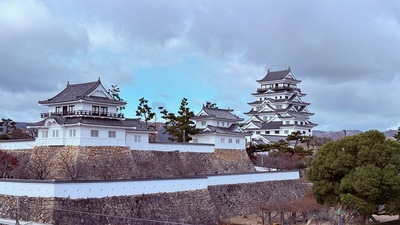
257, 67, 299, 83
38, 80, 124, 105
195, 107, 243, 121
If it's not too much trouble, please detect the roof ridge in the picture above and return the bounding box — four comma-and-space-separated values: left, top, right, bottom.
80, 80, 101, 98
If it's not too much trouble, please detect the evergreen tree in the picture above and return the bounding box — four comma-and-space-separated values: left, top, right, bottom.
204, 101, 218, 108
135, 97, 155, 127
308, 130, 400, 224
0, 118, 17, 140
159, 98, 198, 142
108, 84, 126, 112
393, 127, 400, 142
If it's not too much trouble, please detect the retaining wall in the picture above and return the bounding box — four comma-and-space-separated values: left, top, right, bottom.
0, 179, 306, 225
5, 146, 255, 180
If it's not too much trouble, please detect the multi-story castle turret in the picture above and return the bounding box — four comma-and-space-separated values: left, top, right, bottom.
242, 67, 317, 144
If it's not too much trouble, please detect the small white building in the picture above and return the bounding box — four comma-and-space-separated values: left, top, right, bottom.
27, 79, 155, 149
190, 106, 249, 149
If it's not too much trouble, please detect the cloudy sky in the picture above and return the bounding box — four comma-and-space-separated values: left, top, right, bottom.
1, 0, 400, 131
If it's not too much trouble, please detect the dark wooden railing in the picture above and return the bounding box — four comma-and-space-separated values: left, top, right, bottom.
40, 110, 124, 119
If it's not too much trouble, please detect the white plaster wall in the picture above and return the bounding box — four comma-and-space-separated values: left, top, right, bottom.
80, 127, 126, 146
0, 140, 36, 150
0, 171, 299, 199
207, 171, 299, 186
213, 134, 246, 149
126, 132, 150, 150
144, 143, 214, 153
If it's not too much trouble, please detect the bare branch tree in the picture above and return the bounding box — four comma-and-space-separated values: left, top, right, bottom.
28, 149, 54, 180
58, 148, 90, 180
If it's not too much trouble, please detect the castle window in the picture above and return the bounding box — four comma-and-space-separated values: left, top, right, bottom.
92, 106, 100, 115
217, 121, 220, 126
285, 121, 290, 124
275, 131, 279, 134
221, 138, 225, 143
276, 105, 282, 109
134, 135, 141, 142
101, 107, 108, 115
69, 129, 76, 137
42, 131, 48, 138
222, 122, 225, 126
108, 131, 116, 138
90, 130, 99, 137
308, 129, 311, 132
256, 131, 260, 134
266, 131, 270, 134
201, 121, 206, 126
55, 107, 61, 113
295, 121, 298, 125
68, 105, 75, 113
228, 139, 233, 143
303, 131, 306, 134
52, 130, 59, 137
284, 130, 289, 134
193, 138, 198, 143
236, 139, 240, 144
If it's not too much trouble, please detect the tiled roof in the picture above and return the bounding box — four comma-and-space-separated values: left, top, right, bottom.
260, 121, 283, 129
199, 124, 244, 134
259, 135, 287, 144
195, 107, 243, 121
257, 67, 299, 83
28, 116, 152, 131
38, 80, 124, 105
257, 69, 291, 82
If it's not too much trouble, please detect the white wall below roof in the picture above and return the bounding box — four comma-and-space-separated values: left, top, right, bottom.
145, 142, 215, 153
0, 171, 299, 199
192, 133, 247, 149
0, 140, 36, 150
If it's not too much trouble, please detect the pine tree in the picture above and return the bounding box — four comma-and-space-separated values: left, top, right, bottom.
159, 98, 198, 142
135, 97, 155, 127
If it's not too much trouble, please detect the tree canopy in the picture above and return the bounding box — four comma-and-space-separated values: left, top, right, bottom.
308, 130, 400, 220
247, 131, 314, 170
135, 97, 155, 127
0, 118, 30, 140
159, 98, 198, 142
204, 101, 218, 108
108, 84, 125, 112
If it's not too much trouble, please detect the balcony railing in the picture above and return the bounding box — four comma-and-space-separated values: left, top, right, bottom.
40, 110, 124, 119
257, 87, 300, 92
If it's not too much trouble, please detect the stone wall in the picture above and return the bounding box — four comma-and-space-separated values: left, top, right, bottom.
0, 195, 55, 224
7, 146, 255, 180
0, 180, 307, 225
208, 179, 308, 218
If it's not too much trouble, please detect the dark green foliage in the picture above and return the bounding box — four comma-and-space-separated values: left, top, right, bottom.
247, 131, 313, 170
135, 97, 155, 127
0, 118, 29, 140
159, 98, 198, 142
108, 84, 126, 112
308, 130, 400, 219
393, 127, 400, 142
204, 101, 218, 108
0, 118, 16, 135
